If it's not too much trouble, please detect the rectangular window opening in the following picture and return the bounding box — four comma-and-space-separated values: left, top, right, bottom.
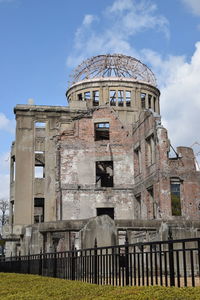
78, 93, 83, 101
153, 96, 156, 111
96, 207, 114, 219
146, 135, 155, 166
118, 90, 124, 107
35, 122, 46, 128
148, 95, 152, 109
11, 155, 16, 182
171, 179, 181, 216
84, 91, 91, 101
147, 187, 156, 219
95, 122, 109, 141
34, 198, 44, 223
141, 93, 146, 109
93, 91, 99, 106
35, 151, 45, 178
96, 161, 113, 187
126, 91, 131, 107
110, 90, 116, 106
135, 194, 141, 219
134, 147, 142, 175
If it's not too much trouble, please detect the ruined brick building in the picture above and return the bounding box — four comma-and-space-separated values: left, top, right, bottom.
4, 54, 200, 255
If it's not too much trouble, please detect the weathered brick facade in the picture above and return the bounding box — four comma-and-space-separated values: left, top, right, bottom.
3, 54, 200, 255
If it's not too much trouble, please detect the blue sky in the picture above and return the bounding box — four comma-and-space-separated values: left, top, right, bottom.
1, 0, 200, 198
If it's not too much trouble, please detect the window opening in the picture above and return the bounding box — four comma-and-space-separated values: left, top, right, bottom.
171, 179, 181, 216
153, 96, 156, 111
78, 93, 83, 101
34, 198, 44, 223
10, 200, 14, 225
96, 161, 113, 187
95, 122, 109, 141
93, 90, 99, 106
84, 91, 91, 101
135, 194, 141, 219
141, 93, 146, 109
147, 187, 156, 219
125, 91, 131, 107
11, 156, 15, 182
146, 135, 155, 166
35, 122, 46, 128
35, 151, 45, 178
148, 95, 152, 109
118, 90, 124, 106
110, 90, 116, 106
96, 207, 114, 219
134, 147, 142, 175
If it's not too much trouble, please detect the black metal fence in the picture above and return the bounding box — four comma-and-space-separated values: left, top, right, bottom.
1, 237, 200, 287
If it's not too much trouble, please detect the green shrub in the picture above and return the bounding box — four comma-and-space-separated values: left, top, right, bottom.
1, 273, 200, 300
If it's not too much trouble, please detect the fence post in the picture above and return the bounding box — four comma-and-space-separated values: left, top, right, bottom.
53, 246, 57, 278
27, 250, 30, 274
71, 244, 75, 280
39, 248, 42, 276
18, 251, 21, 274
94, 238, 98, 284
125, 233, 129, 286
197, 239, 200, 280
168, 228, 175, 286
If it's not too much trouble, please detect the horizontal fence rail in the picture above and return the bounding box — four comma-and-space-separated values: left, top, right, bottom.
1, 237, 200, 287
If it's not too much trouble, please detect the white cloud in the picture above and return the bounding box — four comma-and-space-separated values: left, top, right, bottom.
66, 0, 169, 68
0, 113, 15, 134
0, 152, 10, 199
82, 14, 97, 26
0, 152, 10, 174
107, 0, 169, 38
0, 174, 9, 199
181, 0, 200, 16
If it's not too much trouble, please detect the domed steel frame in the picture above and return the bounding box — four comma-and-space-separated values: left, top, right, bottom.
70, 54, 157, 87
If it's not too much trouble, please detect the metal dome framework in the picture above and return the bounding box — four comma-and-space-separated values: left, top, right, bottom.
70, 54, 157, 87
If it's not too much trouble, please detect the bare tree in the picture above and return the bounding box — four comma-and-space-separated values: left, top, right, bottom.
0, 198, 9, 227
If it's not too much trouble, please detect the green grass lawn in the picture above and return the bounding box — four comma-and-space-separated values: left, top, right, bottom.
1, 273, 200, 300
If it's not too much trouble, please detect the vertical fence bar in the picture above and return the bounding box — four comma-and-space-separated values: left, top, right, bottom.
176, 250, 180, 287
168, 240, 175, 287
106, 248, 108, 285
94, 239, 98, 284
164, 251, 168, 286
141, 245, 144, 286
146, 251, 149, 286
137, 252, 140, 286
198, 240, 200, 281
27, 250, 30, 274
159, 244, 163, 286
154, 245, 158, 285
125, 235, 129, 286
115, 247, 118, 286
39, 249, 42, 276
182, 242, 187, 287
18, 251, 21, 274
71, 246, 75, 281
150, 244, 153, 285
112, 247, 115, 285
130, 248, 133, 286
190, 250, 195, 287
133, 245, 136, 286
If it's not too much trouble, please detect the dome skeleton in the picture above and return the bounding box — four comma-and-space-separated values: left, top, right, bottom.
70, 54, 157, 86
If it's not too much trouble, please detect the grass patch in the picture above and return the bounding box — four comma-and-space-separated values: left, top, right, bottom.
1, 273, 200, 300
